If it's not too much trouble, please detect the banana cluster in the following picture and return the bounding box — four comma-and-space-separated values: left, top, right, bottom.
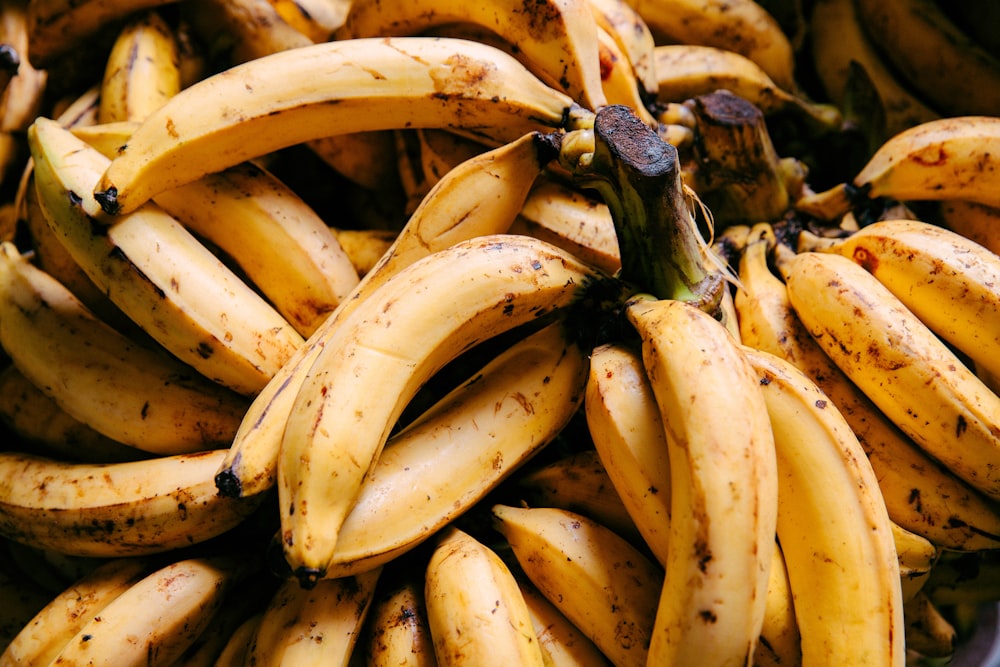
0, 0, 998, 665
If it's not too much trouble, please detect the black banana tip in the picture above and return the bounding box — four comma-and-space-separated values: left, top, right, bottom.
0, 44, 19, 73
93, 186, 120, 215
295, 567, 323, 590
214, 469, 243, 498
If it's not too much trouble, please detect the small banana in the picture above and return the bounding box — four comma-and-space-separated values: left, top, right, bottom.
594, 24, 658, 126
0, 449, 263, 557
0, 1, 47, 133
210, 611, 263, 667
267, 0, 350, 41
903, 591, 958, 659
585, 0, 658, 97
363, 570, 437, 667
330, 228, 397, 279
92, 36, 593, 215
625, 296, 778, 666
517, 577, 610, 666
424, 527, 545, 666
492, 504, 663, 667
939, 199, 1000, 257
753, 541, 801, 667
892, 520, 939, 603
744, 346, 905, 666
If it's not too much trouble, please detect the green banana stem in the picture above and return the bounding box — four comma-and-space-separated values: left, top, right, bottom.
557, 104, 723, 313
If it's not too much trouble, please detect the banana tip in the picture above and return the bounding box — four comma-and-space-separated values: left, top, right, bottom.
295, 567, 323, 590
93, 185, 120, 215
214, 469, 242, 498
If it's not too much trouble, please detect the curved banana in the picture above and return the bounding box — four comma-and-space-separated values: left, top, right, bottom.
180, 0, 314, 64
278, 234, 617, 586
939, 199, 1000, 256
268, 0, 349, 41
893, 520, 939, 603
330, 228, 397, 278
335, 0, 606, 110
0, 1, 47, 133
903, 590, 958, 659
214, 131, 557, 499
28, 116, 305, 396
92, 36, 593, 215
753, 540, 801, 667
744, 346, 905, 666
625, 296, 778, 666
97, 9, 181, 124
595, 24, 657, 126
518, 577, 610, 666
815, 219, 1000, 379
424, 527, 545, 666
491, 504, 663, 667
783, 250, 1000, 502
211, 611, 263, 667
0, 242, 249, 455
854, 0, 1000, 117
363, 571, 437, 667
395, 128, 486, 215
584, 341, 671, 565
0, 449, 263, 557
585, 0, 658, 97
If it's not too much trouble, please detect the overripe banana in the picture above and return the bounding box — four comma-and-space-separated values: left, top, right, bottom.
362, 570, 437, 667
585, 0, 658, 97
0, 1, 47, 133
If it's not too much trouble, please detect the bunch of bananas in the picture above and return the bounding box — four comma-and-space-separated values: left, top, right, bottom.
0, 0, 998, 665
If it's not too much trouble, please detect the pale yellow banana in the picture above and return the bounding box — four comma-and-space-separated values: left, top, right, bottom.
744, 346, 905, 666
517, 577, 610, 667
492, 504, 662, 667
753, 541, 801, 667
267, 0, 349, 41
330, 228, 397, 279
625, 296, 778, 666
595, 24, 658, 126
28, 116, 304, 396
893, 520, 938, 603
92, 36, 593, 215
585, 0, 658, 97
424, 527, 545, 667
363, 571, 437, 667
939, 199, 1000, 256
0, 1, 47, 132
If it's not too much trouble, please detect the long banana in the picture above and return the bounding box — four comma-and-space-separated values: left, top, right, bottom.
362, 570, 437, 667
783, 250, 1000, 502
753, 540, 801, 667
585, 0, 658, 97
424, 527, 545, 667
594, 24, 657, 126
28, 116, 305, 396
277, 234, 617, 587
939, 199, 1000, 256
492, 504, 662, 667
92, 36, 593, 215
517, 576, 610, 666
0, 449, 263, 557
625, 296, 778, 666
744, 346, 905, 666
0, 241, 248, 455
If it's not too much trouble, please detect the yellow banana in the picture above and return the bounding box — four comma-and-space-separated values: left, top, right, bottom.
277, 234, 617, 586
754, 540, 801, 667
939, 199, 1000, 256
903, 590, 958, 660
585, 0, 658, 97
267, 0, 349, 41
28, 116, 305, 396
595, 24, 657, 126
92, 36, 593, 215
0, 449, 262, 557
424, 527, 545, 666
783, 250, 1000, 502
893, 520, 939, 603
517, 576, 610, 666
335, 0, 606, 110
491, 504, 663, 667
395, 128, 485, 215
744, 346, 905, 666
96, 9, 181, 124
0, 1, 47, 133
309, 130, 402, 193
362, 570, 437, 667
625, 296, 778, 666
213, 131, 557, 499
182, 0, 314, 63
330, 227, 397, 278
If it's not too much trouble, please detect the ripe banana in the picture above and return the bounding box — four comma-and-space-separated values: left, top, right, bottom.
492, 504, 663, 667
180, 0, 314, 63
424, 527, 545, 666
277, 234, 617, 586
783, 250, 1000, 502
336, 0, 606, 110
594, 24, 657, 127
517, 576, 610, 666
0, 449, 263, 557
743, 346, 905, 666
585, 0, 658, 97
211, 612, 263, 667
0, 241, 249, 454
584, 341, 670, 565
625, 296, 778, 666
893, 520, 938, 603
903, 590, 958, 659
939, 199, 1000, 256
0, 1, 47, 133
28, 116, 305, 396
92, 36, 594, 215
214, 131, 558, 499
362, 570, 436, 667
330, 228, 397, 278
753, 540, 801, 667
267, 0, 349, 41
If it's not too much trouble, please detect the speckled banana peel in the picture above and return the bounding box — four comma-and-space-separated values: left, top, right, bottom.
743, 346, 905, 667
625, 296, 778, 667
276, 234, 614, 587
584, 0, 658, 97
939, 199, 1000, 256
336, 0, 606, 110
214, 131, 557, 499
362, 572, 437, 667
0, 242, 247, 455
517, 577, 610, 666
753, 540, 801, 667
491, 504, 663, 667
27, 116, 305, 396
91, 36, 594, 215
594, 25, 658, 126
783, 250, 1000, 503
0, 449, 263, 557
424, 527, 545, 667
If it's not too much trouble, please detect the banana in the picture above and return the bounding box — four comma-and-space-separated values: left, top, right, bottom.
44, 554, 256, 667
0, 241, 249, 455
52, 84, 101, 129
0, 449, 263, 557
209, 611, 263, 667
517, 576, 610, 666
584, 341, 670, 565
28, 116, 305, 396
854, 0, 1000, 117
277, 234, 618, 586
782, 250, 1000, 502
491, 504, 663, 667
585, 0, 658, 97
754, 540, 801, 667
179, 0, 314, 64
0, 556, 157, 666
743, 346, 905, 666
809, 0, 938, 139
903, 590, 958, 659
737, 230, 1000, 551
595, 24, 657, 126
0, 44, 18, 102
395, 128, 486, 215
97, 9, 182, 124
267, 0, 350, 41
214, 130, 558, 499
309, 130, 402, 193
624, 296, 778, 666
92, 36, 594, 216
939, 199, 1000, 257
243, 568, 381, 666
812, 218, 1000, 380
0, 1, 47, 133
892, 520, 938, 603
335, 0, 606, 110
924, 552, 1000, 607
623, 0, 798, 93
424, 527, 545, 666
362, 570, 437, 667
331, 228, 397, 278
